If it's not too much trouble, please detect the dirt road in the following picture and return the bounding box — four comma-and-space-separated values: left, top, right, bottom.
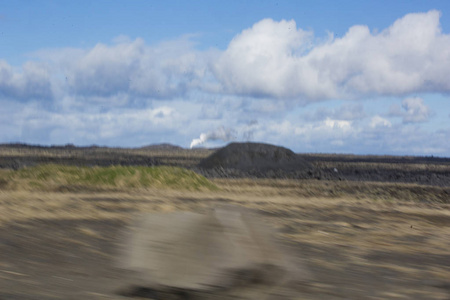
1, 184, 450, 299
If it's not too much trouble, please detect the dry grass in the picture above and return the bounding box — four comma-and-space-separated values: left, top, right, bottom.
0, 164, 217, 192
0, 145, 213, 159
212, 178, 450, 203
1, 174, 449, 225
2, 182, 450, 273
1, 176, 450, 299
313, 160, 450, 172
0, 145, 214, 168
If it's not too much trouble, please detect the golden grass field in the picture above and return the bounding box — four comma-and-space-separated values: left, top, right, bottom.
1, 166, 450, 299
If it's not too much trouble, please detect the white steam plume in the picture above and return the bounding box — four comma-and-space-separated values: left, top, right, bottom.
190, 126, 236, 148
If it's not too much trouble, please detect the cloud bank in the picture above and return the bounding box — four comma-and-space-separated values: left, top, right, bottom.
2, 10, 447, 104
213, 10, 450, 99
1, 10, 449, 155
0, 60, 52, 100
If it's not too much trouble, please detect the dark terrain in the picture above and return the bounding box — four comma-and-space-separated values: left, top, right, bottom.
1, 142, 449, 186
1, 142, 450, 299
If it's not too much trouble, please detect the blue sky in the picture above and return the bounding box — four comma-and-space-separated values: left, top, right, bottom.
1, 1, 450, 156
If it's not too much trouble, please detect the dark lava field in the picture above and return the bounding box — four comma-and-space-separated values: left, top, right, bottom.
1, 142, 449, 187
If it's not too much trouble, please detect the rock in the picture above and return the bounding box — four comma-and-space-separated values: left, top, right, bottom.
116, 205, 309, 298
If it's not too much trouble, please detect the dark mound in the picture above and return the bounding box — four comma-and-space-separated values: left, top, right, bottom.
198, 142, 312, 178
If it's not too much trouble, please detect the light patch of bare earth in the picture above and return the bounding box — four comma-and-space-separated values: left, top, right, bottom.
0, 179, 450, 299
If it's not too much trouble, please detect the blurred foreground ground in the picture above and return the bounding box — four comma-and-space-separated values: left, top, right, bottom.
1, 179, 450, 299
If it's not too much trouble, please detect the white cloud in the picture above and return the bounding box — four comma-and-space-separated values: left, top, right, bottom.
4, 10, 450, 105
212, 19, 317, 98
67, 39, 144, 96
213, 10, 450, 100
253, 115, 449, 155
0, 60, 52, 100
11, 10, 450, 105
1, 102, 187, 146
390, 97, 432, 123
323, 118, 353, 132
33, 36, 209, 101
1, 94, 449, 156
302, 103, 365, 121
1, 11, 450, 156
263, 117, 358, 151
370, 115, 392, 128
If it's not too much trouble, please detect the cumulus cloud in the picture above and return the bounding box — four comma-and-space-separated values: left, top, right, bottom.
1, 92, 448, 155
401, 97, 432, 123
9, 10, 450, 104
389, 97, 432, 123
370, 115, 392, 128
258, 118, 353, 152
44, 36, 209, 98
256, 115, 449, 155
213, 10, 450, 100
212, 19, 315, 98
0, 60, 52, 100
323, 118, 353, 132
0, 100, 187, 146
1, 10, 450, 156
4, 10, 450, 105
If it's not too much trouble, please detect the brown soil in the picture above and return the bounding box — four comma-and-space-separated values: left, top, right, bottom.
1, 186, 450, 299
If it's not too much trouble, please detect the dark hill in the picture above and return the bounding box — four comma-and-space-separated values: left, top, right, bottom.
198, 142, 313, 178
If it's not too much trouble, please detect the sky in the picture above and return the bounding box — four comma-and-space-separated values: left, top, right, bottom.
1, 0, 450, 156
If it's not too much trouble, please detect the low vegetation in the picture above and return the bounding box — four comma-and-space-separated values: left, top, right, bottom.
213, 178, 450, 204
0, 164, 217, 192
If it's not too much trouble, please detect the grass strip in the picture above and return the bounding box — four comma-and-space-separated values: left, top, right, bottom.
0, 164, 217, 192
